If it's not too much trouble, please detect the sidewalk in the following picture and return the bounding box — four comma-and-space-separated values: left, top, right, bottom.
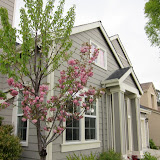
143, 149, 160, 160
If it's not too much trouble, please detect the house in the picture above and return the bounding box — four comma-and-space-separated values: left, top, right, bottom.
140, 82, 160, 148
0, 1, 145, 160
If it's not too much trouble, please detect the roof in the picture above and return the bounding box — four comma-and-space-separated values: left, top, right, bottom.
141, 82, 158, 97
141, 82, 152, 91
107, 67, 130, 80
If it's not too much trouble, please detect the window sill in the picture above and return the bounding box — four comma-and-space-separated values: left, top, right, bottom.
94, 63, 107, 71
61, 140, 101, 152
20, 141, 28, 147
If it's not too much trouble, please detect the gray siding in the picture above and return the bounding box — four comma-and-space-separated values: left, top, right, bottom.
20, 123, 39, 160
52, 28, 121, 159
0, 0, 15, 90
111, 39, 130, 67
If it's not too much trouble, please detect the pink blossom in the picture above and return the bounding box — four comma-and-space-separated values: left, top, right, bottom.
88, 72, 93, 77
82, 103, 86, 107
50, 107, 56, 112
36, 104, 41, 108
7, 78, 14, 86
39, 97, 44, 102
68, 59, 76, 66
43, 126, 48, 131
53, 129, 57, 133
41, 116, 44, 121
100, 90, 105, 95
48, 117, 52, 122
0, 97, 3, 100
89, 99, 93, 103
88, 60, 92, 63
22, 118, 26, 122
1, 102, 9, 108
79, 93, 84, 96
32, 119, 37, 124
69, 90, 73, 95
60, 70, 65, 75
62, 118, 66, 122
10, 89, 18, 97
40, 85, 48, 92
86, 107, 90, 110
73, 99, 78, 104
47, 100, 50, 104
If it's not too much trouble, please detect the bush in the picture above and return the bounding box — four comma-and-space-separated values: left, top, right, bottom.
98, 150, 122, 160
67, 153, 97, 160
142, 152, 157, 160
150, 139, 158, 150
0, 117, 22, 160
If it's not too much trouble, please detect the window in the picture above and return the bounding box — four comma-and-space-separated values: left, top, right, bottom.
61, 97, 100, 152
66, 101, 80, 141
17, 91, 28, 142
91, 41, 107, 70
85, 99, 96, 140
12, 91, 29, 146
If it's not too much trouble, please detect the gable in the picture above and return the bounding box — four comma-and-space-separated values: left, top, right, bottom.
70, 27, 121, 79
124, 74, 138, 89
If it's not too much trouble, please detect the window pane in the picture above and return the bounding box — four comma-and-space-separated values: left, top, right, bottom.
85, 117, 89, 128
99, 49, 105, 67
66, 119, 72, 127
85, 129, 90, 140
90, 118, 95, 128
90, 129, 95, 139
18, 91, 23, 114
66, 129, 72, 141
73, 120, 79, 127
91, 43, 97, 63
73, 129, 79, 140
91, 101, 96, 116
17, 116, 27, 141
85, 117, 96, 140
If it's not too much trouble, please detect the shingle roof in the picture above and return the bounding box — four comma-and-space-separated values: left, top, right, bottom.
106, 67, 130, 80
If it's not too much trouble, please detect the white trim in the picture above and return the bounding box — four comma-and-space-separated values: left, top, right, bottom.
12, 0, 17, 28
61, 141, 101, 152
140, 108, 151, 114
71, 22, 100, 35
121, 83, 140, 95
90, 40, 107, 70
101, 67, 143, 95
46, 41, 56, 160
12, 92, 29, 147
110, 35, 132, 66
128, 115, 132, 152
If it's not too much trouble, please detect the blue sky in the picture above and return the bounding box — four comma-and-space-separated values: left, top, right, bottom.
14, 0, 160, 89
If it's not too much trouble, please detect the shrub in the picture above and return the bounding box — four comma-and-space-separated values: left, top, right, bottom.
142, 152, 157, 160
0, 117, 22, 160
67, 153, 97, 160
150, 139, 158, 150
98, 150, 122, 160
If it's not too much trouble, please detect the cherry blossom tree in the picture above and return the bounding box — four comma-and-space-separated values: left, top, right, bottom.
0, 0, 105, 160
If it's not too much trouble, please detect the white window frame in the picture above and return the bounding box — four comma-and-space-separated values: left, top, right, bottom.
61, 94, 100, 152
90, 40, 107, 70
12, 91, 29, 146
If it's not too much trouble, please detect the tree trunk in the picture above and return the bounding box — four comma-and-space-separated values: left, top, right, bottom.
39, 148, 47, 160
